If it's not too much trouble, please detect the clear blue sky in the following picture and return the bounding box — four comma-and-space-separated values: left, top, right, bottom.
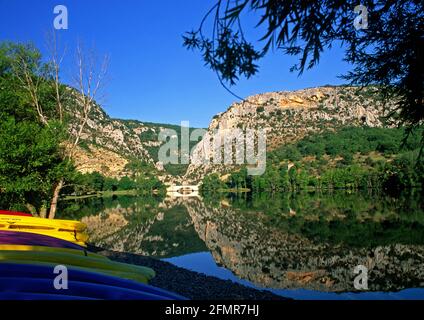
0, 0, 351, 127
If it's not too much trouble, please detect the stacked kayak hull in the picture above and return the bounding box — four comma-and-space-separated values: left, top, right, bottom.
0, 250, 155, 283
0, 260, 154, 284
0, 277, 172, 300
0, 263, 186, 300
0, 230, 85, 250
0, 211, 185, 300
0, 210, 32, 217
0, 215, 88, 246
0, 292, 97, 300
0, 244, 105, 259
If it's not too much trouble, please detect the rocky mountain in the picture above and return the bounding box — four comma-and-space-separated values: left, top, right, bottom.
185, 86, 395, 183
65, 85, 395, 183
64, 90, 197, 182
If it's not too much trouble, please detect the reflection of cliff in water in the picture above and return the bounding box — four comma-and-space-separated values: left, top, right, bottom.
78, 198, 207, 258
64, 192, 424, 292
180, 196, 424, 292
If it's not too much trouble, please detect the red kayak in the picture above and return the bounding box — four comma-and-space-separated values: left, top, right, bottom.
0, 210, 32, 217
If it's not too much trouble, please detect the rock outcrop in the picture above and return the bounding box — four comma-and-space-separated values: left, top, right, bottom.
64, 90, 176, 178
185, 86, 395, 182
65, 85, 395, 181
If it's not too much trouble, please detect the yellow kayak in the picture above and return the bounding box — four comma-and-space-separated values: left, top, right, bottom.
0, 251, 155, 281
0, 244, 106, 260
0, 215, 88, 246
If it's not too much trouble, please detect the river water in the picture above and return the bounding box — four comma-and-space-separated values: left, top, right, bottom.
58, 191, 424, 299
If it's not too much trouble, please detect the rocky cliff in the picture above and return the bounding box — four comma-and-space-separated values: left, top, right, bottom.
185, 86, 394, 182
64, 90, 179, 180
66, 85, 394, 182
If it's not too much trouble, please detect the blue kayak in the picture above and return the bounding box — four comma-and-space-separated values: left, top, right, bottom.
0, 277, 176, 300
0, 292, 97, 300
0, 263, 186, 300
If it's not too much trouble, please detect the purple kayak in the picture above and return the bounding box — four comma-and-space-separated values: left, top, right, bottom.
0, 230, 85, 250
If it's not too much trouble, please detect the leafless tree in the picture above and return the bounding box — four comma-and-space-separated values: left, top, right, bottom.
46, 31, 67, 123
70, 41, 109, 157
48, 40, 109, 219
12, 32, 109, 219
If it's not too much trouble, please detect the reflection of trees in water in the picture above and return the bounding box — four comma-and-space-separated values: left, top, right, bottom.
64, 196, 207, 258
61, 192, 424, 292
225, 191, 424, 246
182, 194, 424, 292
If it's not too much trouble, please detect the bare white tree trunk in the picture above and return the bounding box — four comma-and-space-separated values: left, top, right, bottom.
47, 40, 108, 219
46, 31, 66, 123
14, 58, 49, 126
13, 35, 108, 219
67, 42, 109, 159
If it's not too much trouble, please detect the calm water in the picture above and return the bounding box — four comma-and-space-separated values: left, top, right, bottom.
58, 191, 424, 300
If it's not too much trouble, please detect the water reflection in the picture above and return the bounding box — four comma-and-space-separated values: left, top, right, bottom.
59, 191, 424, 293
58, 196, 207, 258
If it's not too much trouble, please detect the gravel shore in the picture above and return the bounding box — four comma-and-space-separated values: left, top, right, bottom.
95, 248, 286, 300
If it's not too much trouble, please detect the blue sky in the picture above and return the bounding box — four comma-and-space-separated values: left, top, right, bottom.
0, 0, 352, 127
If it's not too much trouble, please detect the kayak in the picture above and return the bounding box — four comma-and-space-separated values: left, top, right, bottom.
0, 292, 97, 300
0, 260, 152, 284
0, 277, 170, 300
0, 244, 106, 260
0, 230, 85, 250
0, 251, 155, 282
0, 263, 186, 300
0, 210, 32, 217
0, 215, 86, 232
0, 215, 88, 246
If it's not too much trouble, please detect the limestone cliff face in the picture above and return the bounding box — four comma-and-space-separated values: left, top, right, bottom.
66, 85, 394, 180
185, 86, 394, 182
64, 90, 168, 178
71, 144, 130, 178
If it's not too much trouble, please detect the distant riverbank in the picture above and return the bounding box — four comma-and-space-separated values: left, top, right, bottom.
62, 189, 152, 200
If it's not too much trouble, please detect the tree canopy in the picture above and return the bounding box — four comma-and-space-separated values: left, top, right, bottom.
0, 43, 74, 214
184, 0, 423, 147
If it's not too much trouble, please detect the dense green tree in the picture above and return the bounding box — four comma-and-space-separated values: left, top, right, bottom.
0, 117, 72, 213
0, 40, 108, 218
88, 172, 105, 191
0, 43, 74, 216
103, 177, 119, 191
118, 176, 136, 191
201, 173, 226, 191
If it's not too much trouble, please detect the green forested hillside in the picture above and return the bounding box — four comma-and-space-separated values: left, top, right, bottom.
201, 127, 423, 193
123, 120, 204, 176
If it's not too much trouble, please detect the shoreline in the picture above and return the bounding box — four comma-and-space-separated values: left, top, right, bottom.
93, 247, 286, 300
62, 190, 149, 200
